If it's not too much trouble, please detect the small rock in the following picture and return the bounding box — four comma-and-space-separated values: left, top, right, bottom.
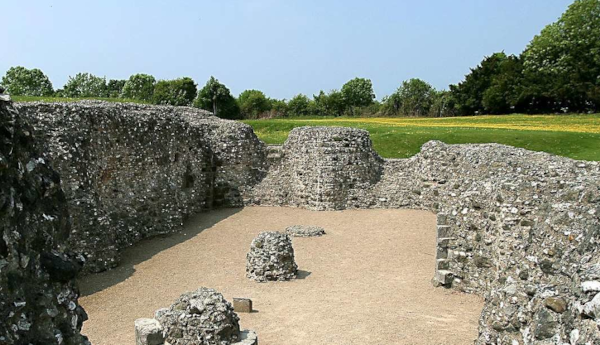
544, 297, 567, 313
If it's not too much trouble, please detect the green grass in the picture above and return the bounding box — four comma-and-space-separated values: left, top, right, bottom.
12, 95, 151, 104
243, 115, 600, 161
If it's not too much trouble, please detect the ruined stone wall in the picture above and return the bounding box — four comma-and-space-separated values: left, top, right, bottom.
16, 102, 267, 273
249, 128, 600, 344
0, 99, 89, 344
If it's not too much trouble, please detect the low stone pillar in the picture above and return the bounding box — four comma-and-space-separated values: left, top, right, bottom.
246, 232, 298, 282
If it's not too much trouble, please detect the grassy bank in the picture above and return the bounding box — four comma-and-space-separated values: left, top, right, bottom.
243, 114, 600, 161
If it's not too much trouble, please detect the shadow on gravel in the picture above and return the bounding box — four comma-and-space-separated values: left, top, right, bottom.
78, 208, 243, 296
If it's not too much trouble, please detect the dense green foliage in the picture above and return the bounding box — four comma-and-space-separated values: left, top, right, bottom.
382, 79, 437, 116
244, 114, 600, 161
63, 73, 108, 98
194, 77, 240, 119
107, 79, 126, 98
450, 0, 600, 115
341, 78, 376, 110
0, 66, 54, 96
238, 90, 271, 118
121, 74, 156, 101
153, 77, 197, 106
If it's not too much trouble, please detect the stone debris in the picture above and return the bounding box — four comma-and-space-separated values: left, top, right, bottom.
0, 99, 89, 344
285, 225, 326, 237
246, 232, 298, 282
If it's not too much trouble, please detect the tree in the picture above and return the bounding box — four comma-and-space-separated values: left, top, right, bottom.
521, 0, 600, 112
268, 98, 288, 117
341, 78, 375, 111
153, 77, 197, 106
1, 66, 54, 96
482, 55, 524, 114
449, 52, 509, 115
63, 73, 107, 98
287, 94, 314, 117
107, 79, 126, 98
314, 90, 346, 116
390, 79, 437, 117
238, 90, 271, 118
194, 77, 239, 118
121, 74, 156, 101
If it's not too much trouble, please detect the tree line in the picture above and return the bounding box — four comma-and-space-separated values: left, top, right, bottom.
1, 0, 598, 118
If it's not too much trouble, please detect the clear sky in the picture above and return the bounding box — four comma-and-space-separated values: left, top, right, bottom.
3, 0, 573, 100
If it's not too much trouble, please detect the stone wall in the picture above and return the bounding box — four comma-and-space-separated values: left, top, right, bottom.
16, 102, 267, 272
5, 100, 599, 344
249, 127, 600, 344
0, 99, 89, 344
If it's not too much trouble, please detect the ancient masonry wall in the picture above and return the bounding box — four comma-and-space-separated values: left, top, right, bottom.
5, 101, 599, 344
0, 99, 89, 344
248, 129, 600, 344
16, 102, 267, 273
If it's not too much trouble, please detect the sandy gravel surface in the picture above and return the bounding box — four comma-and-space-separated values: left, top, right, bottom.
79, 207, 483, 345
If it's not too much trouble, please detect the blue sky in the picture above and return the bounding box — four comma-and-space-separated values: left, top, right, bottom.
3, 0, 573, 100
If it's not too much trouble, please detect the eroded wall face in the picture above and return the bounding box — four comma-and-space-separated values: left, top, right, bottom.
16, 102, 267, 273
0, 100, 89, 344
250, 131, 600, 344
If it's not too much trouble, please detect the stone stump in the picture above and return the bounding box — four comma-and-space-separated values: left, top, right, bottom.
246, 232, 298, 282
155, 287, 241, 345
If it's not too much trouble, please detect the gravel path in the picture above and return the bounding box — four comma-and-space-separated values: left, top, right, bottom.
79, 207, 483, 345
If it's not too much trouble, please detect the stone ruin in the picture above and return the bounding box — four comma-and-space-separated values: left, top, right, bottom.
0, 98, 89, 344
1, 99, 599, 344
135, 287, 258, 345
285, 225, 326, 237
15, 101, 267, 273
246, 232, 298, 282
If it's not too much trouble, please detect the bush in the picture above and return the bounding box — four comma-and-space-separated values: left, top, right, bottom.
287, 94, 314, 117
121, 74, 156, 101
314, 90, 345, 116
238, 90, 271, 118
153, 77, 197, 106
63, 73, 107, 98
1, 66, 54, 96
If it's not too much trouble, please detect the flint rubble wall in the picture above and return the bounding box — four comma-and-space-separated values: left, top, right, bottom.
248, 126, 600, 344
7, 101, 600, 344
16, 102, 267, 273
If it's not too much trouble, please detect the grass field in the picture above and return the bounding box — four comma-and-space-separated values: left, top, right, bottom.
243, 115, 600, 161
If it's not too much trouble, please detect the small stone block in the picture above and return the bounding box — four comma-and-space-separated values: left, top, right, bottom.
234, 330, 259, 345
134, 318, 164, 345
434, 270, 454, 286
234, 298, 253, 313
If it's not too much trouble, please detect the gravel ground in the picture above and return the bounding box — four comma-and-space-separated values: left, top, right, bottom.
79, 207, 483, 345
